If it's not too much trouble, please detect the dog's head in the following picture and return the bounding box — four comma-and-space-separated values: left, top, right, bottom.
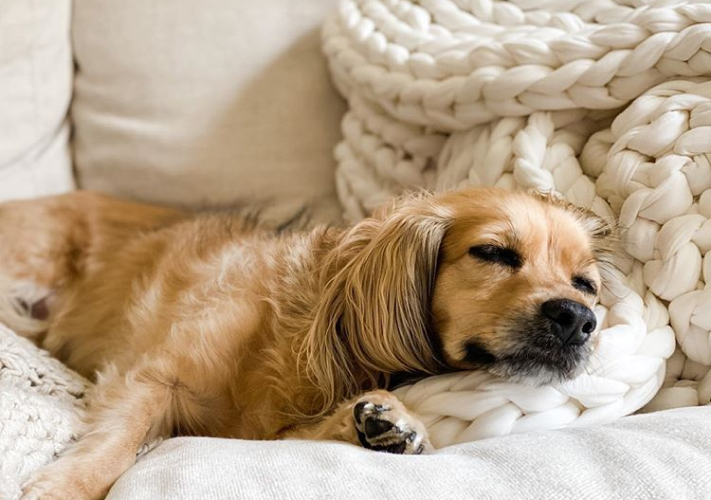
431, 189, 613, 384
308, 188, 615, 401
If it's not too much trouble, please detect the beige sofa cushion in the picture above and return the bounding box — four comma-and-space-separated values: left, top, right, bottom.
0, 0, 75, 201
71, 0, 345, 224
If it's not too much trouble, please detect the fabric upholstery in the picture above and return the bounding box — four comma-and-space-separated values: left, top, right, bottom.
107, 407, 711, 500
0, 0, 74, 201
71, 0, 345, 224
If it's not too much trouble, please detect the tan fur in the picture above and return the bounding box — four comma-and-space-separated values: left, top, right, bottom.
0, 189, 612, 500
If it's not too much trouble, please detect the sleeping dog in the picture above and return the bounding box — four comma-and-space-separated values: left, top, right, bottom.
0, 188, 613, 499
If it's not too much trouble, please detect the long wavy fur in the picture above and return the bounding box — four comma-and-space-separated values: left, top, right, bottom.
297, 193, 454, 417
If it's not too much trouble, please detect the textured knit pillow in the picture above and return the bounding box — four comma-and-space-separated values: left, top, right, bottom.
0, 325, 89, 500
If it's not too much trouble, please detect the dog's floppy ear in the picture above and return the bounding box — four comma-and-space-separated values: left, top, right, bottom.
301, 193, 452, 411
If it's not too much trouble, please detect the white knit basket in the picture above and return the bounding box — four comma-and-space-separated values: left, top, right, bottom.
323, 0, 711, 447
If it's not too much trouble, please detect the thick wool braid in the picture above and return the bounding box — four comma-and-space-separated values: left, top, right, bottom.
326, 0, 711, 130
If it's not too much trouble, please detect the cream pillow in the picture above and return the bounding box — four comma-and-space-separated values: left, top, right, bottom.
71, 0, 345, 224
0, 0, 75, 201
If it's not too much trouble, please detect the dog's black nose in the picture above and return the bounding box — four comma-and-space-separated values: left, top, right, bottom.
541, 299, 596, 345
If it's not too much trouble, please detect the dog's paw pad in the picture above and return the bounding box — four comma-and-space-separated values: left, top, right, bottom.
353, 399, 427, 455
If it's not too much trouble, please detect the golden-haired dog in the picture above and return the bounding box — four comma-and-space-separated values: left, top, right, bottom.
0, 188, 613, 500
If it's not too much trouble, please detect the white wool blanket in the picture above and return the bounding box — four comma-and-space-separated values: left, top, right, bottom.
323, 0, 711, 446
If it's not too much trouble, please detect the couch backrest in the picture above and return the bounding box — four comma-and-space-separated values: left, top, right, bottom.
0, 0, 75, 200
1, 0, 345, 224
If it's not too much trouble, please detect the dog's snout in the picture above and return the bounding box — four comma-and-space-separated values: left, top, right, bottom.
541, 299, 596, 345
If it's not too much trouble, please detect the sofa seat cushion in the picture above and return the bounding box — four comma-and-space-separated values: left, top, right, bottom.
107, 407, 711, 500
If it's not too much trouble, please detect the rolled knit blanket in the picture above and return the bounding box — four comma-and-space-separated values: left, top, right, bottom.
326, 0, 711, 128
324, 0, 711, 447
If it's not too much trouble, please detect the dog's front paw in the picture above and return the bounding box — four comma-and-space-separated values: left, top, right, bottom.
353, 393, 430, 455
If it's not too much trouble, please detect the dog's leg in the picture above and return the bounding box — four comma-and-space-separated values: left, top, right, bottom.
0, 191, 182, 338
283, 390, 431, 455
21, 292, 262, 500
20, 360, 178, 500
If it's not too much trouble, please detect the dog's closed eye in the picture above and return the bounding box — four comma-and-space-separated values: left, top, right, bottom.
571, 276, 597, 295
468, 245, 522, 270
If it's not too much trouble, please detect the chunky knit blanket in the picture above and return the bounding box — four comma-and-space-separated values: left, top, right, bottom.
324, 0, 711, 447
